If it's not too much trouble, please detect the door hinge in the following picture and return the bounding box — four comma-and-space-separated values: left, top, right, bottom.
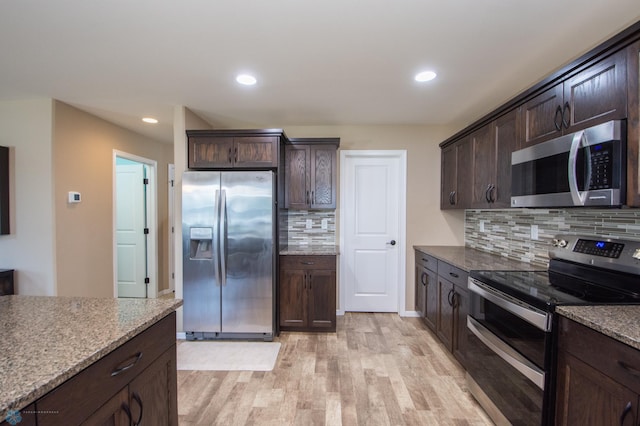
143, 178, 149, 185
172, 272, 175, 279
171, 226, 174, 233
144, 277, 150, 284
170, 180, 174, 187
144, 228, 149, 234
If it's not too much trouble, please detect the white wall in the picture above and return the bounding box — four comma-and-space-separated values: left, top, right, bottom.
0, 99, 56, 295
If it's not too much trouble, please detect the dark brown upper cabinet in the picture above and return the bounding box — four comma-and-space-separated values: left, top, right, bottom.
441, 136, 471, 209
284, 138, 339, 210
626, 39, 640, 207
469, 109, 519, 209
186, 129, 286, 169
519, 50, 627, 147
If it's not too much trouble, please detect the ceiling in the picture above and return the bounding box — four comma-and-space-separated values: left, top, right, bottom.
1, 1, 639, 144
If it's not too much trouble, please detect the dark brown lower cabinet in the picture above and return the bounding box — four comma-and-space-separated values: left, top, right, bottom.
433, 260, 470, 369
279, 255, 336, 332
33, 313, 178, 426
555, 316, 640, 425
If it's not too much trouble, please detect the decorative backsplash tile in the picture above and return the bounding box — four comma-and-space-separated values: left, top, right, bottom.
465, 209, 640, 268
285, 210, 336, 246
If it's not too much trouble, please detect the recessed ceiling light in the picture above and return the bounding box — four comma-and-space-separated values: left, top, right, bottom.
236, 74, 257, 85
142, 117, 158, 124
415, 71, 437, 82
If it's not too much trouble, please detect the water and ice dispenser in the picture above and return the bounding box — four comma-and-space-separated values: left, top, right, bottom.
189, 227, 214, 259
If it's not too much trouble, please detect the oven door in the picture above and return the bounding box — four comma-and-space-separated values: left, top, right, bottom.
466, 278, 552, 425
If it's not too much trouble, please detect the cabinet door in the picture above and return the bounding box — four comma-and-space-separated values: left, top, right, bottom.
415, 265, 426, 318
80, 387, 130, 426
233, 136, 278, 168
626, 40, 640, 207
519, 83, 564, 147
188, 137, 234, 169
128, 347, 178, 426
564, 50, 627, 132
279, 267, 307, 329
436, 277, 454, 352
440, 144, 458, 209
284, 145, 310, 209
452, 285, 469, 369
308, 269, 336, 330
555, 351, 638, 426
424, 268, 438, 332
455, 137, 472, 209
493, 109, 518, 208
310, 146, 337, 209
470, 124, 495, 208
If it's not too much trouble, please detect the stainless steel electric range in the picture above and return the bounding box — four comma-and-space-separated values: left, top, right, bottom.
466, 234, 640, 425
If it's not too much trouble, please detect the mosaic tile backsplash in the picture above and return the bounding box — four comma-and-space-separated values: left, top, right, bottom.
286, 210, 336, 246
465, 209, 640, 268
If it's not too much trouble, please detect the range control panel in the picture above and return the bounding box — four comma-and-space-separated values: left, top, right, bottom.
550, 234, 640, 275
573, 239, 624, 258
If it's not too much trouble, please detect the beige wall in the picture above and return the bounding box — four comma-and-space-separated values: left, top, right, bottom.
54, 101, 173, 297
0, 99, 56, 295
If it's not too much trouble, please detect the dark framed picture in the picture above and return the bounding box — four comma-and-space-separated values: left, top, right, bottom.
0, 145, 9, 235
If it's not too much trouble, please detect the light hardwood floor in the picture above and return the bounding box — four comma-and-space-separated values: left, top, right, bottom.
177, 313, 493, 425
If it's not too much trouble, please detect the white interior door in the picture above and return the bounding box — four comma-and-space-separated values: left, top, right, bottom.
341, 150, 406, 312
116, 163, 147, 298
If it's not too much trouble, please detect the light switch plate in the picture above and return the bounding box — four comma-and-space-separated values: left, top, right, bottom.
306, 219, 313, 229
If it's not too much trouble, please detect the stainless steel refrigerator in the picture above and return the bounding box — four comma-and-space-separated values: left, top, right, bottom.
182, 170, 275, 340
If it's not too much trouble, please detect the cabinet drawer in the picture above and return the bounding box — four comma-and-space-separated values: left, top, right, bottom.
280, 255, 336, 270
37, 313, 176, 426
559, 316, 640, 394
437, 261, 467, 288
415, 252, 437, 273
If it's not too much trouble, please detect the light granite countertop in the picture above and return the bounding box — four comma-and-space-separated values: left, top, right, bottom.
280, 245, 340, 256
0, 295, 182, 419
556, 305, 640, 351
413, 245, 543, 272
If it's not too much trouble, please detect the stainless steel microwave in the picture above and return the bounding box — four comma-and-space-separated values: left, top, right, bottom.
511, 120, 625, 208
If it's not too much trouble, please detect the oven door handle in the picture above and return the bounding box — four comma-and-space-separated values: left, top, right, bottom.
468, 278, 551, 331
467, 316, 546, 390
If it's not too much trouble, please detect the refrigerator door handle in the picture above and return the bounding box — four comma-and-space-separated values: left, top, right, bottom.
213, 189, 221, 287
220, 189, 228, 287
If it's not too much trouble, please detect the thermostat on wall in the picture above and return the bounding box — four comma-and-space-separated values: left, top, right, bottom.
68, 191, 81, 203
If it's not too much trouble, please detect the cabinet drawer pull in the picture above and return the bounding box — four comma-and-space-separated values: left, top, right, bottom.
620, 401, 632, 426
554, 105, 563, 131
234, 147, 238, 163
111, 352, 143, 376
301, 261, 315, 265
618, 360, 640, 378
447, 288, 454, 306
228, 148, 232, 163
562, 102, 571, 129
122, 402, 133, 423
132, 392, 144, 426
421, 257, 429, 263
449, 272, 459, 279
421, 272, 428, 286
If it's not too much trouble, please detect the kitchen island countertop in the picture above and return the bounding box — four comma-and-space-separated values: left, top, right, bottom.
556, 305, 640, 351
0, 295, 182, 419
413, 245, 543, 272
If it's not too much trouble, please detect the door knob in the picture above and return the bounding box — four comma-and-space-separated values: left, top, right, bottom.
388, 240, 396, 246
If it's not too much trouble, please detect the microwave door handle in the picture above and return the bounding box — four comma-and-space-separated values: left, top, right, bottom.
568, 130, 586, 206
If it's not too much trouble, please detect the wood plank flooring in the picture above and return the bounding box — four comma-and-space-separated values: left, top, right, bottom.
177, 313, 493, 425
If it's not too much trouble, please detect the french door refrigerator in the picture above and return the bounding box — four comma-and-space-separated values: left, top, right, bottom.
182, 170, 275, 340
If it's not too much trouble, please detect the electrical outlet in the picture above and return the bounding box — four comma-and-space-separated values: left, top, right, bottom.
306, 219, 313, 229
480, 220, 485, 232
531, 224, 539, 240
321, 218, 328, 230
